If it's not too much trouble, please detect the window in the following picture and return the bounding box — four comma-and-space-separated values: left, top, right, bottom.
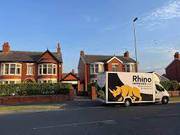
48, 64, 52, 74
112, 64, 118, 72
1, 63, 21, 75
125, 64, 135, 72
90, 65, 95, 74
38, 64, 57, 75
0, 80, 21, 84
156, 84, 165, 92
10, 64, 15, 74
90, 63, 104, 74
5, 64, 9, 74
131, 64, 135, 72
43, 64, 47, 74
38, 79, 56, 83
126, 65, 130, 72
27, 64, 33, 75
4, 81, 8, 84
48, 80, 52, 83
10, 81, 15, 84
98, 64, 104, 73
95, 64, 98, 73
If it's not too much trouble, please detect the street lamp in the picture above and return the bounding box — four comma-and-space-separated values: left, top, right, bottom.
133, 17, 138, 72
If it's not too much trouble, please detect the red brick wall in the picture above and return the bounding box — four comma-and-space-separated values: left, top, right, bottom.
0, 53, 62, 82
0, 95, 72, 105
166, 60, 180, 82
21, 63, 36, 82
63, 74, 77, 81
78, 57, 85, 83
38, 51, 58, 63
107, 58, 125, 72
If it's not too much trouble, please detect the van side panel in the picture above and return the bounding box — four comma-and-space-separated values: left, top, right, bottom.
106, 72, 155, 103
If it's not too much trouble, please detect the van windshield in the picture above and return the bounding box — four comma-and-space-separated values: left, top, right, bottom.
156, 84, 165, 92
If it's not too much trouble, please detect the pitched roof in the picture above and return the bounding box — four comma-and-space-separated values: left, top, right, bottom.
61, 72, 79, 81
82, 55, 136, 64
0, 50, 63, 63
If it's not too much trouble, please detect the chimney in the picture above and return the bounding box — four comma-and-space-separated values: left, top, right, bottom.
2, 42, 10, 54
124, 51, 129, 58
174, 52, 180, 59
56, 42, 61, 55
72, 69, 75, 74
80, 50, 85, 56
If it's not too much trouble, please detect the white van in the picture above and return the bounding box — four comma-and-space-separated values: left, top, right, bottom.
96, 72, 169, 107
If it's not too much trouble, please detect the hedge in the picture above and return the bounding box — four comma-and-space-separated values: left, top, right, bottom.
160, 80, 180, 91
0, 83, 71, 97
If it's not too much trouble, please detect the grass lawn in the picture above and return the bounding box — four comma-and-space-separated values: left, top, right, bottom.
0, 103, 65, 114
170, 96, 180, 102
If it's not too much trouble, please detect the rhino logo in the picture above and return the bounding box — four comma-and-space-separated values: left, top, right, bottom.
109, 85, 142, 102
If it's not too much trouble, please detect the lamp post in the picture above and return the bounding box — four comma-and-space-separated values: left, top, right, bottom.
133, 17, 138, 72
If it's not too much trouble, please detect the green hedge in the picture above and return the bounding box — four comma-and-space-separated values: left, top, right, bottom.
160, 80, 180, 91
0, 83, 71, 97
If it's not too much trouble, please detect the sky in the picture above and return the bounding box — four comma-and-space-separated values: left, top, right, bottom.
0, 0, 179, 74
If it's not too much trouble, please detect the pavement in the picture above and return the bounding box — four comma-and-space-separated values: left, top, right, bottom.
0, 99, 180, 135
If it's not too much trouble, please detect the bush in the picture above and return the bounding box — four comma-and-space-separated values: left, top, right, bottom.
160, 80, 180, 91
0, 83, 71, 97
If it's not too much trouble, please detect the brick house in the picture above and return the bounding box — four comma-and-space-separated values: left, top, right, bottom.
165, 52, 180, 82
0, 42, 63, 84
78, 51, 137, 91
61, 69, 80, 94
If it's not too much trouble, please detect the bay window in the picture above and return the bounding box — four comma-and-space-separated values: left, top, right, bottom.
38, 64, 56, 75
1, 63, 21, 75
27, 63, 34, 75
125, 63, 135, 72
90, 63, 104, 74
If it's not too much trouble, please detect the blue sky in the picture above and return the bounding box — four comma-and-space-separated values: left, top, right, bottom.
0, 0, 179, 74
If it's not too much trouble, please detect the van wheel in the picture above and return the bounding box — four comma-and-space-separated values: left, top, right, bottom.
124, 99, 131, 107
162, 97, 169, 104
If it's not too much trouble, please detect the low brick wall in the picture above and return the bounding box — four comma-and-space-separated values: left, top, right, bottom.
0, 94, 73, 105
168, 91, 180, 97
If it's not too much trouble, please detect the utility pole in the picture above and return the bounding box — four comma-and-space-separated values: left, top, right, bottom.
133, 17, 138, 72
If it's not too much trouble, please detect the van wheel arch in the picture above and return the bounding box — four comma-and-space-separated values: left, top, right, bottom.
162, 96, 169, 104
124, 98, 132, 107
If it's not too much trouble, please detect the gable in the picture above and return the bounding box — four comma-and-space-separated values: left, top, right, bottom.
38, 50, 58, 63
106, 56, 123, 64
61, 73, 79, 81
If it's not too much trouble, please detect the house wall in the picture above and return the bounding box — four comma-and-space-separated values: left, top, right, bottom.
106, 58, 125, 72
0, 51, 63, 83
78, 57, 85, 83
166, 60, 180, 82
81, 58, 125, 91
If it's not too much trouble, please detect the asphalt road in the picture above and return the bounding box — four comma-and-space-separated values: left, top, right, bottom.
0, 101, 180, 135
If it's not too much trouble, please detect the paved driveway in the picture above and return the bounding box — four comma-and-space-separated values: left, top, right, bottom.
0, 101, 180, 135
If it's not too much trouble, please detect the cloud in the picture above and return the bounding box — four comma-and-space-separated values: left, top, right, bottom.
140, 0, 180, 29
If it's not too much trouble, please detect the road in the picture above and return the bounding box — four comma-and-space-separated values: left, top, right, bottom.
0, 101, 180, 135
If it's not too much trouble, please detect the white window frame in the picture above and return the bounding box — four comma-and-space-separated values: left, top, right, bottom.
0, 63, 21, 75
38, 79, 57, 83
125, 63, 135, 72
112, 63, 119, 72
0, 79, 21, 84
90, 62, 104, 75
26, 63, 34, 75
38, 64, 57, 75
